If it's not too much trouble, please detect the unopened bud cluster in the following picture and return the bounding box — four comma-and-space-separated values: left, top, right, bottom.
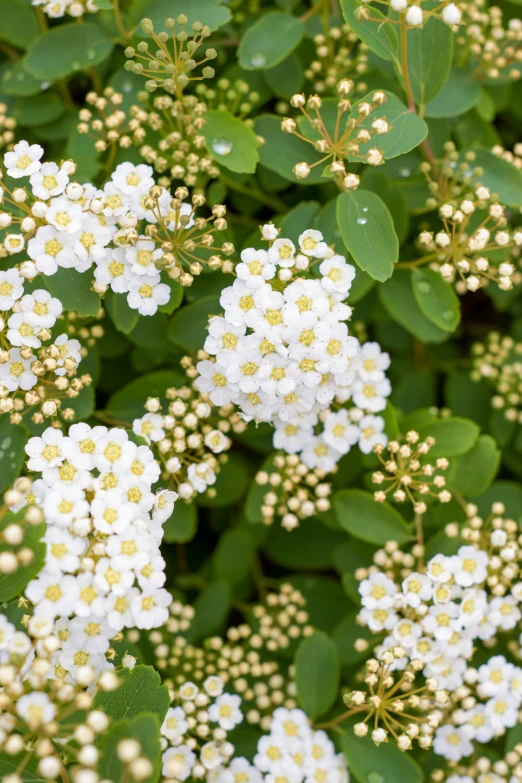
372, 431, 451, 513
282, 85, 390, 187
471, 331, 522, 423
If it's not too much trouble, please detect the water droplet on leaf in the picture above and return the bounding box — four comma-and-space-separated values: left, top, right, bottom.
357, 217, 367, 225
368, 774, 384, 783
250, 53, 266, 68
442, 310, 454, 321
399, 168, 410, 178
417, 281, 431, 293
122, 81, 133, 94
86, 48, 97, 61
212, 138, 233, 156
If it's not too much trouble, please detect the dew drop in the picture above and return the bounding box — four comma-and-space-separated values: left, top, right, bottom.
368, 774, 384, 783
250, 53, 266, 68
212, 138, 233, 156
72, 61, 81, 71
442, 310, 454, 321
15, 72, 25, 82
417, 281, 431, 293
362, 206, 368, 212
41, 81, 51, 90
399, 168, 410, 178
1, 437, 12, 449
357, 217, 367, 225
86, 48, 97, 61
122, 80, 133, 94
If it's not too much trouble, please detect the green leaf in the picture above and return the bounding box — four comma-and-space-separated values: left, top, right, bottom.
340, 730, 424, 783
0, 0, 41, 49
332, 612, 375, 665
336, 190, 398, 282
186, 581, 231, 642
412, 267, 460, 332
417, 416, 480, 458
168, 294, 221, 352
262, 517, 346, 569
105, 291, 140, 335
158, 276, 183, 315
333, 489, 412, 545
106, 370, 184, 421
93, 665, 170, 722
349, 91, 428, 160
45, 269, 101, 317
2, 61, 43, 97
379, 270, 449, 343
448, 435, 500, 498
238, 12, 305, 70
129, 0, 231, 31
475, 480, 522, 522
214, 528, 256, 585
0, 416, 28, 493
202, 110, 260, 173
12, 93, 64, 127
425, 67, 482, 118
0, 509, 45, 603
163, 502, 198, 543
254, 114, 325, 184
98, 714, 161, 783
401, 16, 453, 108
295, 631, 340, 718
460, 148, 522, 208
0, 753, 46, 782
340, 0, 399, 62
264, 53, 304, 100
26, 24, 114, 81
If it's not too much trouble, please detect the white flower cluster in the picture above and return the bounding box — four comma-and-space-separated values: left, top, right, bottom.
132, 374, 236, 502
0, 268, 81, 400
359, 0, 461, 27
195, 226, 391, 470
161, 676, 243, 781
31, 0, 100, 19
1, 141, 178, 315
358, 539, 522, 761
21, 424, 177, 681
214, 707, 349, 783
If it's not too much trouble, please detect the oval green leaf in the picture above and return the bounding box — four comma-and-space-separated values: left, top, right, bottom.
26, 23, 114, 81
412, 267, 460, 332
238, 12, 305, 70
333, 489, 412, 545
379, 270, 449, 343
202, 110, 260, 174
295, 631, 340, 718
337, 190, 398, 282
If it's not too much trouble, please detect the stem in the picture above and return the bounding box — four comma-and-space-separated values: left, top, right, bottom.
400, 17, 416, 113
313, 706, 365, 729
92, 410, 131, 428
399, 17, 440, 179
113, 0, 131, 40
395, 252, 440, 269
300, 0, 327, 23
219, 174, 288, 213
414, 512, 424, 568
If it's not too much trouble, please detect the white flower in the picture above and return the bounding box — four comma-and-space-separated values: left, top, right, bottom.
322, 409, 359, 455
4, 233, 25, 254
0, 268, 24, 310
127, 275, 170, 316
25, 571, 79, 618
162, 746, 196, 781
319, 255, 356, 294
27, 225, 77, 275
131, 587, 171, 629
16, 692, 56, 727
125, 237, 164, 277
195, 360, 239, 406
45, 196, 83, 234
0, 349, 37, 391
7, 311, 42, 349
402, 572, 433, 608
161, 706, 189, 743
358, 414, 387, 454
433, 725, 473, 761
359, 572, 398, 609
268, 237, 296, 267
94, 248, 133, 293
236, 247, 276, 289
454, 546, 488, 587
19, 289, 62, 329
4, 140, 44, 178
133, 412, 165, 444
298, 229, 328, 258
208, 692, 243, 731
111, 162, 154, 196
351, 377, 391, 413
30, 161, 69, 199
